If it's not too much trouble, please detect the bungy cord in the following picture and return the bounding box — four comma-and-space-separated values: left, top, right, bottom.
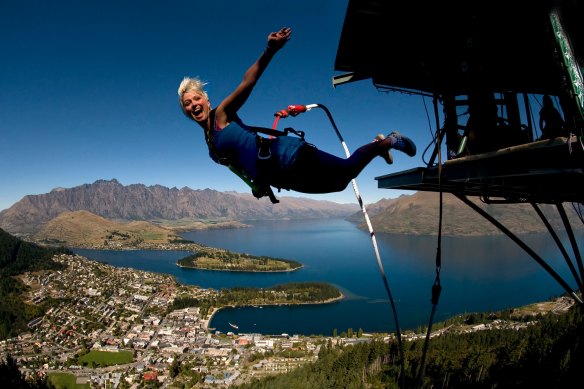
305, 103, 406, 388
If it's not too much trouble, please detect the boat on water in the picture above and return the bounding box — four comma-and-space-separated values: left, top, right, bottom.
228, 322, 239, 329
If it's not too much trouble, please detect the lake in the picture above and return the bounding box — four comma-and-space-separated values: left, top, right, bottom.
73, 218, 581, 336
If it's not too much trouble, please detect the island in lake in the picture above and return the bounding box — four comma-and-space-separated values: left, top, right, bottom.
177, 249, 303, 272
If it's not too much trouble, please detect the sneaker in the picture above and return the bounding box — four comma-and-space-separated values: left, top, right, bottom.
388, 131, 416, 157
374, 133, 393, 164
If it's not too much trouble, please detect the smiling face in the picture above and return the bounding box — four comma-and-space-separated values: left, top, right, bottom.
182, 91, 211, 123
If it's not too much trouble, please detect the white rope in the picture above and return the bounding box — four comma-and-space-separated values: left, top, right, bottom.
308, 103, 405, 387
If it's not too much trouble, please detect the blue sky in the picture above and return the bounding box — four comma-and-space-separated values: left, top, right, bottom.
0, 0, 434, 211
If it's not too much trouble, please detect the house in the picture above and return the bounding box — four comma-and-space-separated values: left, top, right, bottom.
143, 371, 157, 382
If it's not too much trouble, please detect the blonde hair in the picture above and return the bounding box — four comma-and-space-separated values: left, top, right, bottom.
178, 77, 209, 118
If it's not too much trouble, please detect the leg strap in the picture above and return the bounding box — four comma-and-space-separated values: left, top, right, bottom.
254, 136, 279, 204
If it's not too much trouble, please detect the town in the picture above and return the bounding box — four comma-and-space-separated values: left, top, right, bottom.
0, 253, 574, 388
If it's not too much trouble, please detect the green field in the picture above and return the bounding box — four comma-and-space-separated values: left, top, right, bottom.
77, 349, 133, 367
137, 232, 165, 240
48, 372, 90, 389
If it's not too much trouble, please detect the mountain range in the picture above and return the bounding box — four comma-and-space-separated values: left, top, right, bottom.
0, 179, 358, 236
1, 179, 581, 238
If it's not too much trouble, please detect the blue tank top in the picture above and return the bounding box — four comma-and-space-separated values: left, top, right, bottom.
210, 116, 259, 178
209, 113, 305, 181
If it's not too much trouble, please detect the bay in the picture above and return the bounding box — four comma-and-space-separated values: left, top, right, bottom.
73, 218, 581, 336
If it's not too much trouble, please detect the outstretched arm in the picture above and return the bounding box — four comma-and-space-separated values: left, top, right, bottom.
214, 27, 291, 128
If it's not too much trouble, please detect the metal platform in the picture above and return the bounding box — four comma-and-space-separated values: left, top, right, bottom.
376, 136, 584, 204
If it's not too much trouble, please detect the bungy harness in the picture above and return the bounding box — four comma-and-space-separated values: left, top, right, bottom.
204, 109, 306, 204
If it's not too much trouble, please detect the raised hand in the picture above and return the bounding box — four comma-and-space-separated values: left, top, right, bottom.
266, 27, 292, 53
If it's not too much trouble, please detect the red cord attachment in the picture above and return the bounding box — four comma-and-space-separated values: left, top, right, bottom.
273, 104, 307, 130
287, 105, 307, 116
274, 109, 289, 118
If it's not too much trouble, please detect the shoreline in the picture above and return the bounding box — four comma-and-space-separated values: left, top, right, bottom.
176, 262, 303, 273
203, 292, 345, 331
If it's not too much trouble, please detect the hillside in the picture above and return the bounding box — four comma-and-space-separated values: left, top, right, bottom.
349, 191, 584, 236
0, 229, 69, 275
0, 228, 69, 339
31, 210, 184, 248
0, 179, 358, 236
235, 304, 583, 388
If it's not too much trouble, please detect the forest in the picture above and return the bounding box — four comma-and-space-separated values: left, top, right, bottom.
0, 228, 69, 340
235, 304, 584, 388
